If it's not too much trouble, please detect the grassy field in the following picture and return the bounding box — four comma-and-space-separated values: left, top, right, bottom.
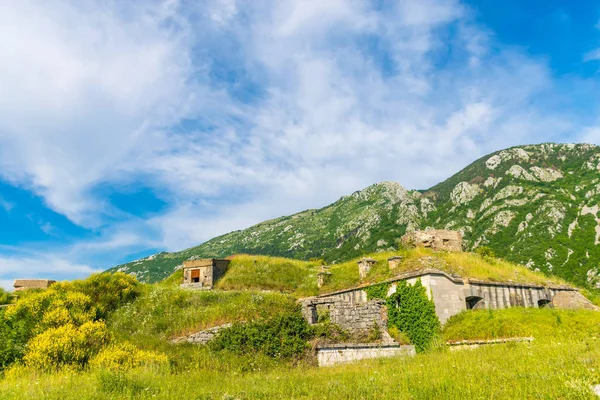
2, 307, 600, 399
109, 286, 299, 342
1, 255, 598, 399
1, 331, 599, 399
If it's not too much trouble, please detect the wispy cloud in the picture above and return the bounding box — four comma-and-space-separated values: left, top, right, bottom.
584, 49, 600, 62
0, 196, 14, 213
0, 0, 599, 282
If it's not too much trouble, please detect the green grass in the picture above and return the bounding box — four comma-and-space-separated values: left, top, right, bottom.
109, 285, 299, 343
1, 335, 599, 399
215, 254, 321, 297
320, 248, 568, 294
3, 292, 600, 399
160, 250, 570, 299
443, 307, 600, 342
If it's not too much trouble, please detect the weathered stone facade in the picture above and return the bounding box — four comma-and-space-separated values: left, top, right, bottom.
13, 279, 56, 291
302, 268, 584, 325
401, 229, 463, 252
300, 298, 387, 336
552, 291, 600, 311
329, 300, 387, 335
181, 258, 230, 290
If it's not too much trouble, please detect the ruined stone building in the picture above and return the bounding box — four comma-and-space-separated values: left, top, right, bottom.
13, 279, 56, 291
181, 258, 230, 290
301, 255, 589, 332
401, 229, 463, 252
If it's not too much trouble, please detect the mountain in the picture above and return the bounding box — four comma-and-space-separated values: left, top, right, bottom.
109, 143, 600, 287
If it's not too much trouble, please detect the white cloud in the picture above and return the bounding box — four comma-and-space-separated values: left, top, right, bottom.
0, 0, 194, 226
0, 0, 598, 281
0, 196, 14, 213
584, 49, 600, 62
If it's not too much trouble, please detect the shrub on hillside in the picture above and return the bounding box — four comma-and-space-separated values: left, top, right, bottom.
90, 342, 168, 371
0, 288, 12, 305
474, 246, 496, 259
24, 321, 111, 370
0, 273, 141, 372
387, 279, 440, 352
57, 272, 141, 319
210, 311, 311, 359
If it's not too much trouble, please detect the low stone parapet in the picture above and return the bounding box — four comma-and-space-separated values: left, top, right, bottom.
447, 337, 534, 351
179, 283, 210, 290
316, 343, 415, 367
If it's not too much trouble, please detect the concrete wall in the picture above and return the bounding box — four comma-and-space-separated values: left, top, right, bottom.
316, 343, 415, 367
405, 274, 467, 324
311, 269, 579, 325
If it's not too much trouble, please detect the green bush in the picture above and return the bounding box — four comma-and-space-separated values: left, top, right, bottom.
0, 288, 12, 305
474, 246, 496, 259
386, 279, 440, 352
210, 310, 311, 359
0, 309, 29, 372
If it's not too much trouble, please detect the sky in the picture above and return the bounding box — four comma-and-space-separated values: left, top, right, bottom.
1, 0, 600, 290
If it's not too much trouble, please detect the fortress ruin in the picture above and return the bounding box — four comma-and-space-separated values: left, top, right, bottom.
401, 229, 463, 252
181, 258, 230, 290
13, 279, 56, 291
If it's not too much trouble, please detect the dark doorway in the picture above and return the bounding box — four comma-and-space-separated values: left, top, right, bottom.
466, 296, 485, 310
538, 299, 552, 308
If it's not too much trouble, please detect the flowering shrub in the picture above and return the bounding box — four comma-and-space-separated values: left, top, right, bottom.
0, 273, 141, 372
90, 342, 168, 371
23, 321, 111, 370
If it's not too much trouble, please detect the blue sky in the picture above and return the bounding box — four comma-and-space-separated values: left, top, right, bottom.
1, 0, 600, 290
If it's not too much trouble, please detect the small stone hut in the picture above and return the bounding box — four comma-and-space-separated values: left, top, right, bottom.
13, 279, 56, 292
181, 258, 230, 290
401, 229, 463, 252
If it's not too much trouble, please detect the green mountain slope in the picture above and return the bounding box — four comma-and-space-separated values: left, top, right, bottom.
109, 143, 600, 287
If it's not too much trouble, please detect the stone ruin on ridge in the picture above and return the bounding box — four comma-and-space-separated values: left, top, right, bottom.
13, 279, 56, 291
181, 258, 230, 290
400, 229, 463, 252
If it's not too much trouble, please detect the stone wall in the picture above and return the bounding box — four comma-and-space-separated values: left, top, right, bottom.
171, 323, 232, 345
329, 300, 387, 335
310, 269, 581, 325
552, 291, 600, 310
316, 343, 415, 367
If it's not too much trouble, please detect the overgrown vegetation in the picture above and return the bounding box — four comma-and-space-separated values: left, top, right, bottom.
443, 307, 600, 343
2, 325, 600, 398
386, 280, 440, 352
210, 311, 311, 359
0, 288, 12, 305
2, 268, 600, 398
